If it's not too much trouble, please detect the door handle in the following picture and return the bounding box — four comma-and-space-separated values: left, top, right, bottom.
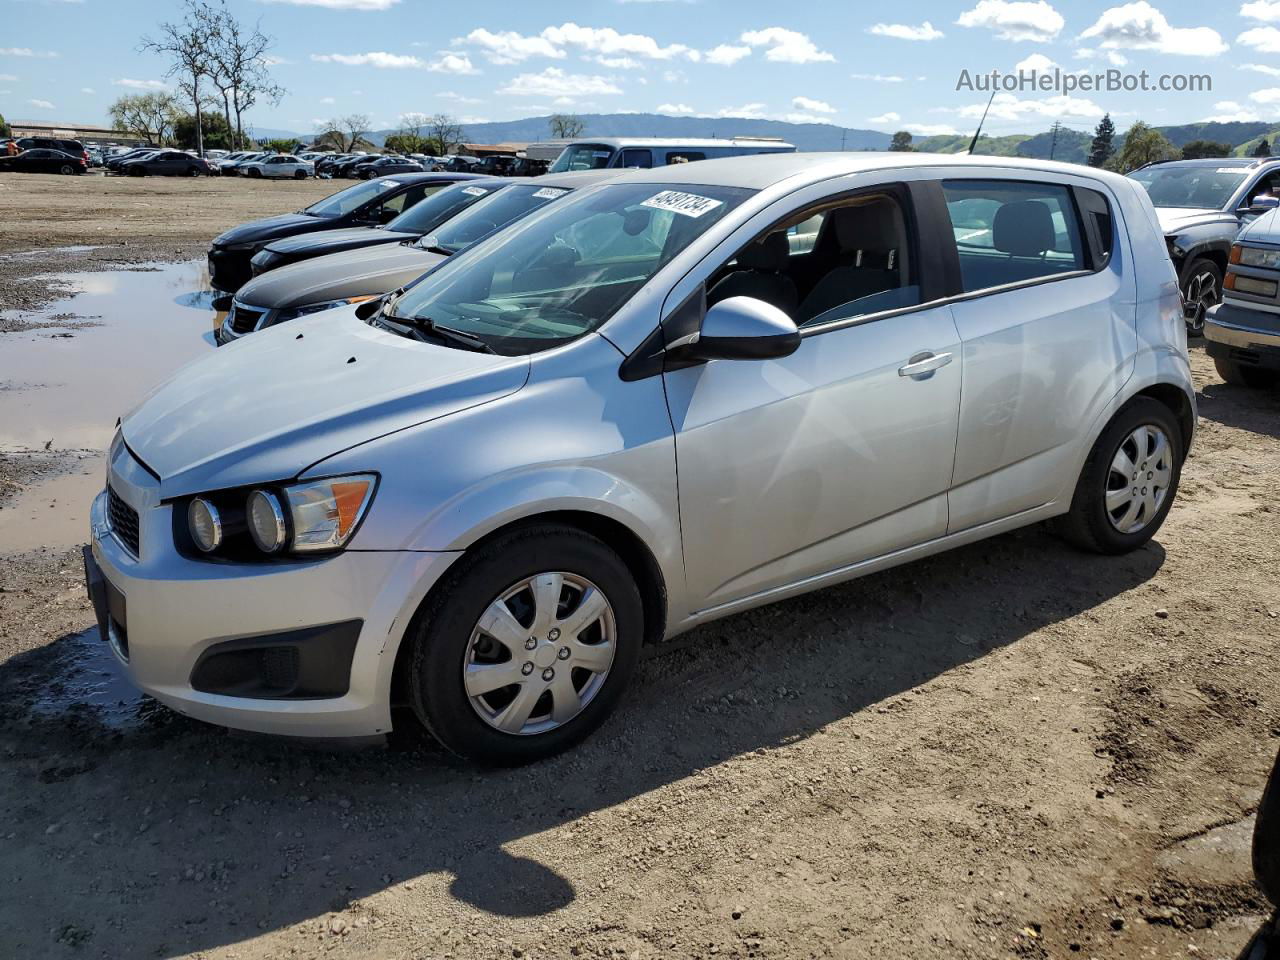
898, 351, 954, 379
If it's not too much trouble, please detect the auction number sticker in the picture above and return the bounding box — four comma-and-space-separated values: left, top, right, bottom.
1217, 168, 1249, 175
532, 187, 569, 199
641, 190, 724, 218
461, 186, 490, 196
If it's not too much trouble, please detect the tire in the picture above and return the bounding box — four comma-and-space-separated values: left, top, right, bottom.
1055, 397, 1184, 554
407, 524, 644, 765
187, 166, 200, 177
294, 169, 306, 180
129, 166, 144, 177
248, 167, 262, 178
58, 164, 74, 175
1179, 257, 1222, 337
1215, 355, 1277, 389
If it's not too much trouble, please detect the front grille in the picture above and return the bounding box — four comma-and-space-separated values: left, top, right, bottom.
229, 302, 265, 334
106, 484, 140, 556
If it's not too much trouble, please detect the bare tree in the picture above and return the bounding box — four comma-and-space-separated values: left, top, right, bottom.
548, 113, 585, 139
426, 113, 464, 155
393, 112, 430, 152
141, 0, 217, 157
108, 92, 183, 145
212, 2, 283, 150
315, 114, 372, 152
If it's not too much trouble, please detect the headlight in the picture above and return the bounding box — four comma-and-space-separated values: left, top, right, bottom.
1236, 245, 1280, 269
247, 490, 287, 553
188, 498, 223, 553
284, 475, 377, 553
273, 296, 378, 324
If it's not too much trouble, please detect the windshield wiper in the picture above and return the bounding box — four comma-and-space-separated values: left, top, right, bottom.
415, 243, 454, 256
384, 314, 495, 353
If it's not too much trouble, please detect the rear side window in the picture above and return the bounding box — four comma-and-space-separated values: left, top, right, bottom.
942, 180, 1085, 293
620, 149, 653, 169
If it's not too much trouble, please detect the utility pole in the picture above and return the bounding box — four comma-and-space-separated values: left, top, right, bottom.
1048, 121, 1062, 161
840, 129, 847, 151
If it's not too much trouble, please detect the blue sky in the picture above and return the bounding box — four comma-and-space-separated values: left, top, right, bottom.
6, 0, 1280, 137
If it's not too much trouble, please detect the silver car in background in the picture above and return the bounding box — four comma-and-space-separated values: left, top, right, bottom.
85, 153, 1193, 765
237, 154, 314, 180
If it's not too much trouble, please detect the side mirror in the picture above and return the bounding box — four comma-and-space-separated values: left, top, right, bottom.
670, 296, 801, 363
1247, 195, 1280, 213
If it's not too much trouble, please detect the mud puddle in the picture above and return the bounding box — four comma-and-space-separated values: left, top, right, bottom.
29, 627, 157, 733
0, 261, 222, 554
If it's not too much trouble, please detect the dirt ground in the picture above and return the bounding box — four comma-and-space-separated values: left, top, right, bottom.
1, 172, 1278, 960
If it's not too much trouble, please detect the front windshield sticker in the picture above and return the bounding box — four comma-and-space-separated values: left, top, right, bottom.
642, 190, 725, 218
593, 151, 611, 158
1217, 168, 1249, 175
532, 187, 570, 200
462, 186, 490, 196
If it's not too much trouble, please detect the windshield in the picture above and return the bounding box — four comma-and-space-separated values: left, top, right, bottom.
386, 181, 501, 234
549, 144, 615, 173
386, 182, 752, 355
303, 178, 397, 218
1128, 165, 1249, 209
413, 183, 575, 255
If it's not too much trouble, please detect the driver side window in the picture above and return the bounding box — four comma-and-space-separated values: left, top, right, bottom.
706, 192, 920, 327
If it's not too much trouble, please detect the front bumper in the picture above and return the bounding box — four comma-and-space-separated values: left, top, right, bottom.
1205, 302, 1280, 371
85, 446, 460, 738
207, 246, 255, 292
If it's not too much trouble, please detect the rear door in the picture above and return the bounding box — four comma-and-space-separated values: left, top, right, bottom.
940, 175, 1136, 530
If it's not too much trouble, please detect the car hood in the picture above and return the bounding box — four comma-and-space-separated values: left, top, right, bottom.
213, 212, 335, 248
264, 226, 415, 258
121, 306, 529, 499
1237, 207, 1280, 242
1155, 207, 1235, 234
237, 243, 446, 309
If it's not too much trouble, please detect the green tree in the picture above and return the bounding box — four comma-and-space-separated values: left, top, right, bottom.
1087, 113, 1115, 168
549, 113, 585, 139
173, 109, 233, 149
108, 92, 183, 145
1255, 138, 1272, 158
0, 113, 10, 138
262, 137, 299, 153
383, 134, 421, 154
889, 130, 914, 152
1108, 121, 1179, 173
1181, 139, 1231, 160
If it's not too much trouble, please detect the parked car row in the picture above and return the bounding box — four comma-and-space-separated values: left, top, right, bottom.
81, 138, 1207, 768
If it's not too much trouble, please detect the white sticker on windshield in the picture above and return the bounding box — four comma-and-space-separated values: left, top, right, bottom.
593, 151, 611, 158
532, 187, 569, 200
641, 190, 724, 218
461, 186, 489, 196
1217, 168, 1249, 175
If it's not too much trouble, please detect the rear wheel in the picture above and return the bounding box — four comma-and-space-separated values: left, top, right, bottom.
58, 164, 74, 175
407, 525, 643, 765
1215, 355, 1277, 389
248, 167, 262, 178
1055, 397, 1183, 554
1180, 257, 1221, 336
187, 166, 200, 177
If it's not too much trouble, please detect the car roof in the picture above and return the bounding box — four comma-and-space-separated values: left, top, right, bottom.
381, 171, 494, 185
1138, 157, 1280, 169
605, 151, 1137, 191
559, 137, 795, 149
526, 168, 629, 188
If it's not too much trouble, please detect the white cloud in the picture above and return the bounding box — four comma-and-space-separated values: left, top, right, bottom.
739, 27, 835, 62
0, 47, 58, 57
716, 102, 768, 118
112, 77, 168, 90
310, 52, 426, 68
260, 55, 291, 66
1241, 62, 1280, 76
459, 23, 695, 66
458, 28, 563, 64
956, 1, 1064, 42
259, 0, 398, 9
869, 111, 902, 124
868, 22, 944, 41
427, 52, 478, 74
851, 73, 904, 83
1238, 26, 1280, 53
705, 43, 751, 66
1079, 3, 1228, 56
1074, 46, 1129, 65
498, 67, 623, 99
957, 91, 1105, 120
80, 86, 95, 94
27, 98, 55, 109
438, 90, 484, 104
1249, 87, 1280, 103
662, 69, 688, 84
906, 122, 961, 135
656, 102, 695, 114
1015, 52, 1059, 71
792, 95, 835, 114
1202, 99, 1263, 121
591, 55, 642, 69
1241, 0, 1280, 21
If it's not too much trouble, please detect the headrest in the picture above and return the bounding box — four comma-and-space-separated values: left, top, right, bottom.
736, 231, 790, 271
992, 200, 1054, 257
832, 200, 900, 252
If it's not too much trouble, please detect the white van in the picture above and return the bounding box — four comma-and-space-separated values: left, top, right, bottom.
546, 137, 794, 173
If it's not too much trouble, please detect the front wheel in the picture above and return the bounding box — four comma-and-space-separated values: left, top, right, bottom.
248, 167, 262, 178
408, 525, 643, 765
294, 169, 306, 180
1215, 355, 1277, 389
1180, 258, 1222, 336
1055, 397, 1183, 554
59, 164, 74, 175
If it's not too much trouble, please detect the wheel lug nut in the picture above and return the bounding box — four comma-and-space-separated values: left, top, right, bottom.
521, 662, 534, 676
558, 646, 570, 660
542, 668, 554, 681
548, 628, 560, 641
525, 638, 537, 650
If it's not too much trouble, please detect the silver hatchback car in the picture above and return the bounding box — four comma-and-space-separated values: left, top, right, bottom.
85, 153, 1194, 764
